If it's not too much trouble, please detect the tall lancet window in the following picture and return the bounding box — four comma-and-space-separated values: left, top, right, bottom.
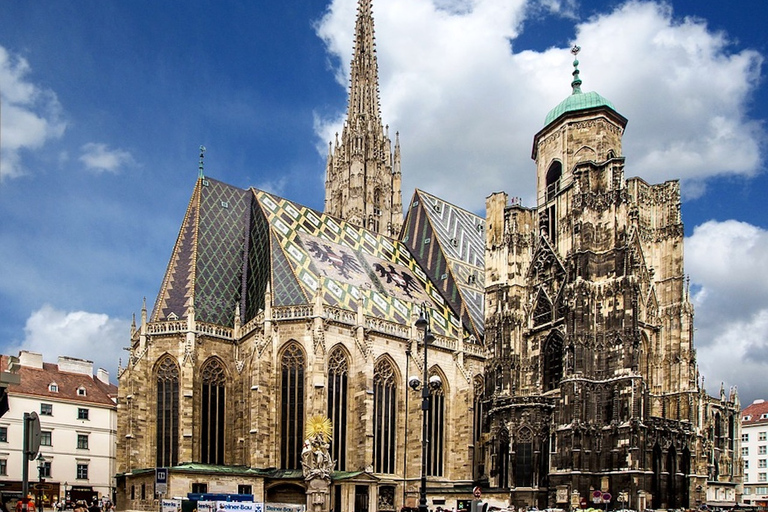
427, 370, 445, 476
280, 342, 306, 469
201, 358, 226, 464
373, 358, 397, 474
327, 347, 349, 470
473, 376, 485, 481
156, 356, 180, 467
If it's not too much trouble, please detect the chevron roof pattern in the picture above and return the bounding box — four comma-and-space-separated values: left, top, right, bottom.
401, 189, 485, 340
151, 178, 468, 339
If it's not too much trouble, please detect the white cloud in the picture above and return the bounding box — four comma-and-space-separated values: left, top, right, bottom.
686, 220, 768, 406
79, 142, 135, 174
314, 0, 764, 211
0, 46, 66, 181
7, 305, 129, 383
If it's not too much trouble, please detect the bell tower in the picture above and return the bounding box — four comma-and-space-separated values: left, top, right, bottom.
531, 46, 628, 255
324, 0, 403, 237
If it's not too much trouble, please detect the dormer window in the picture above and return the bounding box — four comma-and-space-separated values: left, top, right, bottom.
761, 413, 768, 420
77, 387, 87, 397
49, 383, 58, 393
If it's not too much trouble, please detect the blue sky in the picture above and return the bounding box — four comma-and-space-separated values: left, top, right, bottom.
1, 0, 767, 406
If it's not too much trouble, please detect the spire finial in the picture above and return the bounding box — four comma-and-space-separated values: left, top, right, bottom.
570, 45, 582, 94
198, 145, 206, 179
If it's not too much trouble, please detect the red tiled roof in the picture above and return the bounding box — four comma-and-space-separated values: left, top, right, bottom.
742, 399, 768, 425
1, 355, 117, 407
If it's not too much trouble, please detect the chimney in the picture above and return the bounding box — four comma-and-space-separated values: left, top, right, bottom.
19, 351, 44, 369
96, 368, 110, 384
57, 356, 94, 376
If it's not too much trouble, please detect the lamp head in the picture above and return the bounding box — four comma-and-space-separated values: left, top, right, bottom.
414, 312, 428, 333
408, 376, 421, 390
428, 374, 442, 390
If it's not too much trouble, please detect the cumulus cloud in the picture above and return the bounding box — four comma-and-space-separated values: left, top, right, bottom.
686, 220, 768, 406
79, 142, 135, 174
7, 305, 130, 383
314, 0, 764, 211
0, 46, 66, 181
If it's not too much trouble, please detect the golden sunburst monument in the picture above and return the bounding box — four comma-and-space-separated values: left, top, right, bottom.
305, 415, 333, 443
302, 415, 335, 512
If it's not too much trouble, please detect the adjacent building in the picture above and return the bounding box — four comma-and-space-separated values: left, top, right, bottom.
115, 1, 741, 511
0, 351, 118, 508
741, 399, 768, 507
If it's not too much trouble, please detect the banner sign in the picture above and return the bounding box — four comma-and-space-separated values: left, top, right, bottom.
161, 500, 181, 512
215, 503, 264, 512
265, 505, 305, 512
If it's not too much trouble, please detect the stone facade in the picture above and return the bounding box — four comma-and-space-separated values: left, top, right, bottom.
117, 298, 484, 511
115, 10, 742, 512
480, 70, 741, 508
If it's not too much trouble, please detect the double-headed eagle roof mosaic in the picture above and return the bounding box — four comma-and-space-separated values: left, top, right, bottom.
151, 178, 485, 342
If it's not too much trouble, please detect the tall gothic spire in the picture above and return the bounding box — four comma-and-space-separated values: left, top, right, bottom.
346, 0, 382, 129
324, 0, 403, 238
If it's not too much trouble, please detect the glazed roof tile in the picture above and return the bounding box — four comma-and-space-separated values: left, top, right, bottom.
151, 178, 471, 339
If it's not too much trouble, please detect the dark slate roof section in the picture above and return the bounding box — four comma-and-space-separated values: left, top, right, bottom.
401, 189, 485, 341
194, 179, 253, 325
242, 196, 273, 321
1, 355, 117, 407
152, 181, 202, 322
152, 178, 256, 326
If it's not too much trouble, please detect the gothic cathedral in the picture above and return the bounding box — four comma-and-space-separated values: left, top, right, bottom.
116, 2, 741, 512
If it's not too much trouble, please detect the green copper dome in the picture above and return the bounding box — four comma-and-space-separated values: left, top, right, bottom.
543, 46, 617, 126
544, 90, 616, 125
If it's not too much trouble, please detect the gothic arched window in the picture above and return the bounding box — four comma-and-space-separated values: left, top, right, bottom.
545, 161, 562, 201
496, 428, 510, 488
473, 376, 485, 481
427, 369, 445, 477
533, 291, 552, 326
543, 332, 563, 392
373, 358, 397, 474
515, 427, 534, 487
200, 358, 226, 464
156, 356, 180, 467
327, 347, 349, 471
280, 343, 306, 469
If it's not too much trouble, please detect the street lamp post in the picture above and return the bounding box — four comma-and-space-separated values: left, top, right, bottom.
411, 308, 441, 512
36, 454, 46, 512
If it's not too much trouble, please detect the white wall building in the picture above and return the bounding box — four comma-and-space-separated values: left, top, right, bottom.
0, 351, 117, 509
741, 399, 768, 507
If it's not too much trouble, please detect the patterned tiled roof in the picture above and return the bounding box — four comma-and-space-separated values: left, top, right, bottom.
401, 189, 485, 341
256, 190, 463, 337
151, 178, 469, 339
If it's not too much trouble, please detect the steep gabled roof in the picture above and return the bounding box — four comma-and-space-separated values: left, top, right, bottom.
401, 189, 485, 341
151, 177, 254, 326
256, 190, 463, 338
151, 178, 469, 339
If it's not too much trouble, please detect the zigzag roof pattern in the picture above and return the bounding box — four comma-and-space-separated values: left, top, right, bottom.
401, 189, 485, 340
151, 178, 467, 339
255, 190, 462, 338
